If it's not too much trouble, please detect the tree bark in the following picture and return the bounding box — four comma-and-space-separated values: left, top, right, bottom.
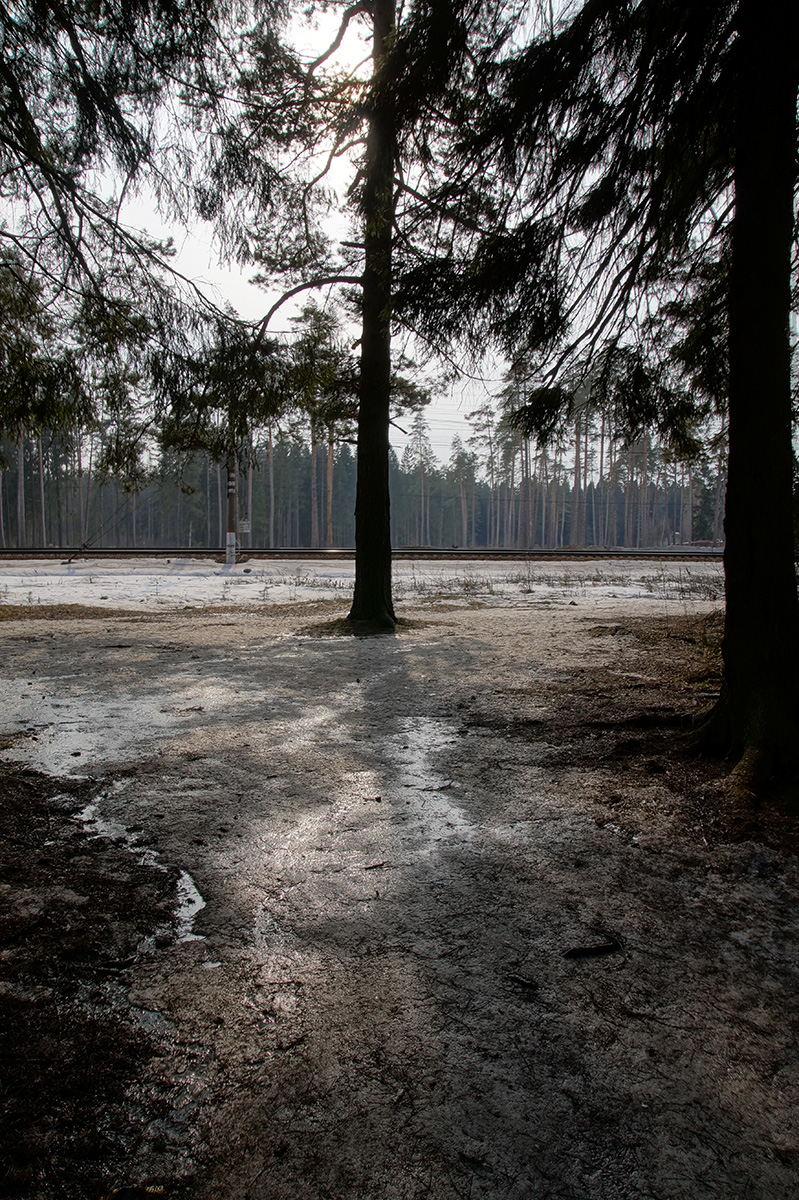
310, 420, 320, 548
216, 461, 223, 548
202, 451, 208, 547
571, 413, 580, 545
708, 0, 799, 789
247, 439, 254, 550
37, 435, 46, 547
539, 448, 548, 546
267, 423, 275, 549
83, 433, 94, 546
583, 411, 590, 545
17, 427, 25, 548
348, 0, 397, 626
327, 428, 335, 547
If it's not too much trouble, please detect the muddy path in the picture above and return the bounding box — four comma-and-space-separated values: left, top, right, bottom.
1, 594, 798, 1199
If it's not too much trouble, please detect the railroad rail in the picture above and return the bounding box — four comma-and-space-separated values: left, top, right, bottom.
0, 546, 724, 563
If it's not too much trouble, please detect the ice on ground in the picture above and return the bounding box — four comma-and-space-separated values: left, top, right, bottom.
0, 555, 724, 610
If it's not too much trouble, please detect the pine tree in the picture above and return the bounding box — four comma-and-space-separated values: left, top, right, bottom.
1, 0, 301, 485
400, 0, 799, 793
249, 0, 501, 624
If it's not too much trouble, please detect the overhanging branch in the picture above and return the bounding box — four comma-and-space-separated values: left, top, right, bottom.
306, 2, 371, 78
255, 274, 363, 341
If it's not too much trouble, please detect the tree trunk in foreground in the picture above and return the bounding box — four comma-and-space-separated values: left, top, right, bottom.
710, 1, 799, 791
348, 0, 397, 627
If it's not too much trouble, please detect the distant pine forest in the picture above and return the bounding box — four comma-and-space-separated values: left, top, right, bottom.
1, 422, 725, 551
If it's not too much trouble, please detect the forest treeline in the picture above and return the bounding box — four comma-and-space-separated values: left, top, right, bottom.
1, 410, 725, 551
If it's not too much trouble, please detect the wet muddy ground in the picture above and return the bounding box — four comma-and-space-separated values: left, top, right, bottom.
1, 581, 798, 1200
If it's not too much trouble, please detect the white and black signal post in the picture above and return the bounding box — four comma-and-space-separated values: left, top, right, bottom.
225, 452, 237, 566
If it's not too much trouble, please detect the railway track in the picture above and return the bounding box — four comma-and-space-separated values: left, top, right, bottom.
0, 546, 723, 563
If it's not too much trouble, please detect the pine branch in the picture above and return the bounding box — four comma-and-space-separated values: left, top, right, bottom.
255, 275, 364, 341
305, 2, 372, 78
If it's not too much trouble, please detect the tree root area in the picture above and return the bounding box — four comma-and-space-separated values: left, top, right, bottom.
1, 600, 798, 1200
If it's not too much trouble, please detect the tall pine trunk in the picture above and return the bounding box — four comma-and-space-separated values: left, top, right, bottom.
572, 412, 582, 546
348, 0, 397, 626
267, 423, 275, 549
327, 428, 335, 547
709, 0, 799, 788
310, 421, 320, 548
216, 462, 223, 548
246, 439, 253, 550
16, 427, 25, 548
37, 435, 46, 547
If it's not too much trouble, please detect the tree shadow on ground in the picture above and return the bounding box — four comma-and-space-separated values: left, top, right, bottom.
296, 616, 428, 638
466, 610, 799, 855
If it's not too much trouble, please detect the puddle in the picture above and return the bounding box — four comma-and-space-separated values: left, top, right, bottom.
78, 798, 206, 943
175, 870, 207, 942
80, 801, 165, 872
